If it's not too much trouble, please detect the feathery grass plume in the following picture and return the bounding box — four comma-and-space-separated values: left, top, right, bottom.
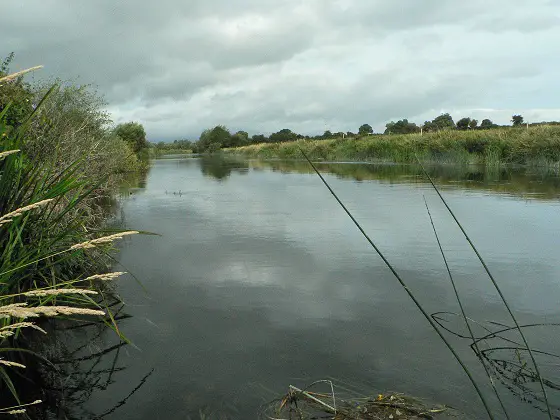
69, 231, 139, 250
7, 409, 26, 415
0, 150, 20, 160
84, 272, 127, 281
23, 288, 98, 297
0, 303, 105, 319
0, 198, 55, 226
0, 66, 43, 84
0, 360, 26, 369
0, 400, 42, 415
0, 322, 47, 338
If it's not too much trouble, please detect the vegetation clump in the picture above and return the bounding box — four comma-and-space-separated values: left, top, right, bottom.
260, 382, 457, 420
225, 126, 560, 167
0, 62, 140, 415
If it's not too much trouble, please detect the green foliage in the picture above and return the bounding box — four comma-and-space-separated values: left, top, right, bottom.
152, 139, 194, 155
0, 53, 33, 130
230, 130, 249, 147
197, 125, 232, 152
0, 74, 133, 409
114, 122, 148, 153
358, 124, 373, 136
24, 83, 142, 181
251, 134, 268, 144
512, 114, 524, 126
456, 118, 479, 131
426, 113, 456, 131
227, 126, 560, 167
385, 119, 420, 135
480, 119, 494, 129
269, 128, 298, 143
456, 117, 471, 130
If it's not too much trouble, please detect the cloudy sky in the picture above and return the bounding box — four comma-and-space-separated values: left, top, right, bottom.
2, 0, 560, 141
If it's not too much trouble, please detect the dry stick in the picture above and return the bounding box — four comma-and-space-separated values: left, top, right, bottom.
300, 380, 337, 413
423, 196, 510, 420
299, 149, 495, 420
288, 386, 336, 414
417, 159, 552, 420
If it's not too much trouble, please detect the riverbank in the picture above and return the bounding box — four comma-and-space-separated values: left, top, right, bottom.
0, 65, 142, 415
225, 126, 560, 166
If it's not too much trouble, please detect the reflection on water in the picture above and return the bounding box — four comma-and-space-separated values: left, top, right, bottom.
249, 159, 560, 200
0, 297, 152, 419
51, 156, 560, 419
199, 155, 250, 180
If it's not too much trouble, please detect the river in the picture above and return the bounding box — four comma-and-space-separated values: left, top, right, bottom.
85, 156, 560, 419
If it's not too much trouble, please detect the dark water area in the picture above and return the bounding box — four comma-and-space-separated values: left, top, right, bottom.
75, 156, 560, 419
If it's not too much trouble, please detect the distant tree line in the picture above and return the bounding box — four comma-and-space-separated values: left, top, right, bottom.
159, 114, 560, 153
154, 139, 194, 151
190, 124, 377, 152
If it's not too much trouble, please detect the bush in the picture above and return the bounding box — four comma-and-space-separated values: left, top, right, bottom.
0, 68, 136, 413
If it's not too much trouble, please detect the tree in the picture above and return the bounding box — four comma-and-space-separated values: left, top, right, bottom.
115, 122, 148, 153
251, 134, 267, 144
456, 117, 471, 130
358, 124, 373, 136
197, 125, 232, 152
322, 130, 333, 139
269, 128, 298, 143
480, 119, 494, 129
431, 113, 455, 130
384, 119, 420, 135
422, 121, 436, 132
469, 119, 478, 130
512, 115, 524, 126
346, 131, 355, 138
230, 130, 249, 147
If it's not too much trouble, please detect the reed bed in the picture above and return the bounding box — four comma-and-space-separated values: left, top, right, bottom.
0, 67, 138, 415
226, 127, 560, 167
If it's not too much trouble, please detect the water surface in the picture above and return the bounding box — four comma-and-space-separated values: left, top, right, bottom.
90, 157, 560, 419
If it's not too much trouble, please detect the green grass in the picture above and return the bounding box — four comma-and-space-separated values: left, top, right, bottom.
0, 68, 136, 414
226, 126, 560, 167
150, 148, 193, 157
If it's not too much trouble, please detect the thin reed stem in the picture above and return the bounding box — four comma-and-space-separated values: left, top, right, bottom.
300, 149, 496, 420
417, 158, 552, 419
423, 196, 510, 419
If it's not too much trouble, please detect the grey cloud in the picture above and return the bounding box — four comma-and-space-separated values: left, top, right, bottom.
2, 0, 560, 140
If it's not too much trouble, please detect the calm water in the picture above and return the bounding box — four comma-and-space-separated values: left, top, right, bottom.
84, 157, 560, 419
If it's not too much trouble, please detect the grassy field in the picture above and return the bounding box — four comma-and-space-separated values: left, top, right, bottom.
226, 126, 560, 167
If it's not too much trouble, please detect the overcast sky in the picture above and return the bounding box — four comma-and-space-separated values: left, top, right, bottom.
3, 0, 560, 141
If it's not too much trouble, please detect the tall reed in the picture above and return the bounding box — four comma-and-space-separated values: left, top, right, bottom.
0, 67, 136, 415
301, 149, 556, 419
228, 127, 560, 167
299, 150, 496, 419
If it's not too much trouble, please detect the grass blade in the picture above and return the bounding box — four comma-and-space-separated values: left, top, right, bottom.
423, 196, 510, 419
300, 149, 496, 419
417, 159, 552, 419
